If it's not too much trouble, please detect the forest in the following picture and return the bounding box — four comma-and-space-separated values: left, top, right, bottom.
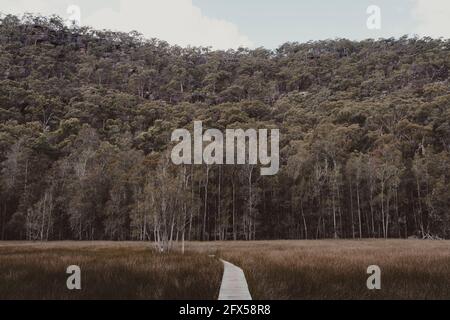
0, 14, 449, 246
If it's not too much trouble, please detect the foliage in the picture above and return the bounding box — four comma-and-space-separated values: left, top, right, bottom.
0, 15, 449, 240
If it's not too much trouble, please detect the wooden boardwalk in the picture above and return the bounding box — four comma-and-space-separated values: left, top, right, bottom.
218, 259, 252, 300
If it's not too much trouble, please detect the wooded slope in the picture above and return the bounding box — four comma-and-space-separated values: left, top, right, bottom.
0, 15, 449, 241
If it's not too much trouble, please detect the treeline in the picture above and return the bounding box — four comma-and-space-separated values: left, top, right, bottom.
0, 14, 449, 243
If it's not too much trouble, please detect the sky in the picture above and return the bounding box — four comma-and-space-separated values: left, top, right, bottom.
0, 0, 449, 49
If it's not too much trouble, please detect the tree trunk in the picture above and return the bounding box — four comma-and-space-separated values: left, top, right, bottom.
202, 165, 210, 241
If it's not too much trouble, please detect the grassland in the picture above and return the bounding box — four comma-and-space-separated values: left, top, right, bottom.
1, 240, 449, 300
0, 242, 222, 300
189, 240, 450, 300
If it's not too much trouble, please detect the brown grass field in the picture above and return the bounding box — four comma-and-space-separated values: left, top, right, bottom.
0, 240, 449, 300
191, 240, 450, 300
0, 242, 222, 300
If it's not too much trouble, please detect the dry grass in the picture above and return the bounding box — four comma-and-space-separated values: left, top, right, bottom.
0, 242, 222, 300
1, 240, 449, 300
186, 240, 450, 300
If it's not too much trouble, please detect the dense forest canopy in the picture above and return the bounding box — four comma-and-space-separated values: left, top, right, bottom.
0, 14, 449, 244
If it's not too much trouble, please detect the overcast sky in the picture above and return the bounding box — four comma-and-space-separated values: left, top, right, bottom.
1, 0, 449, 49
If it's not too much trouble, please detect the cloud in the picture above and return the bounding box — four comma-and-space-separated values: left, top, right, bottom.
85, 0, 253, 49
0, 0, 254, 49
412, 0, 450, 38
0, 0, 57, 17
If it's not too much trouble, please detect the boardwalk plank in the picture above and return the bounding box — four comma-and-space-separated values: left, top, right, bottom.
218, 259, 252, 300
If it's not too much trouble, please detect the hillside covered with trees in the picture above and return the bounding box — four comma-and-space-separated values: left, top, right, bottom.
0, 15, 449, 245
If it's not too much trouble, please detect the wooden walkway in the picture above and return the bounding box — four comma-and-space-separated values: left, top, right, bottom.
218, 259, 252, 300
